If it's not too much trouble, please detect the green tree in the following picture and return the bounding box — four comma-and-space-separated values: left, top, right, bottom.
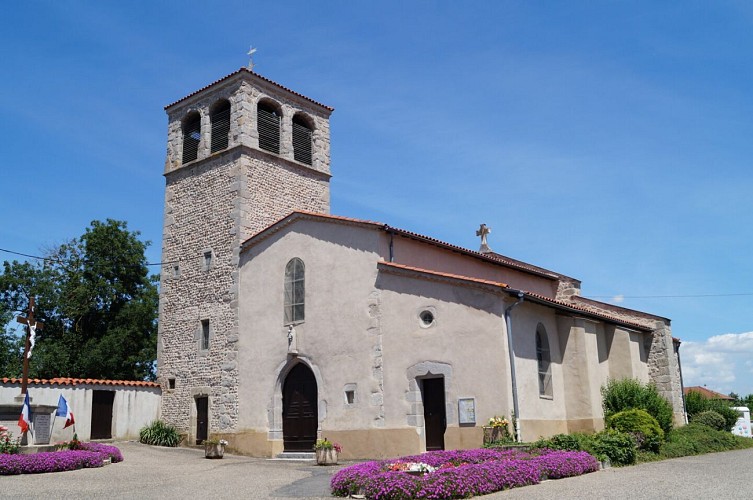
741, 394, 753, 409
0, 219, 158, 380
684, 390, 739, 431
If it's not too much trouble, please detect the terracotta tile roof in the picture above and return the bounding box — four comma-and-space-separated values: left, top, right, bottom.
164, 68, 334, 111
1, 377, 160, 388
572, 296, 670, 323
387, 228, 561, 280
241, 211, 561, 280
521, 291, 654, 332
486, 252, 574, 281
684, 386, 734, 400
378, 262, 652, 332
240, 210, 384, 251
378, 261, 509, 289
241, 212, 658, 332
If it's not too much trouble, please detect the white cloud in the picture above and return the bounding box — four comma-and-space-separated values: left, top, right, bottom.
706, 331, 753, 352
681, 331, 753, 396
612, 294, 625, 304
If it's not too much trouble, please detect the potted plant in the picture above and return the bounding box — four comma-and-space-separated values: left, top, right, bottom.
314, 438, 342, 465
483, 416, 513, 445
204, 438, 228, 459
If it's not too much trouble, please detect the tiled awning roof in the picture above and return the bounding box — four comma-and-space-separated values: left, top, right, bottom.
1, 377, 160, 388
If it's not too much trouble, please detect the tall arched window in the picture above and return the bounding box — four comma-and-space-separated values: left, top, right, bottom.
182, 111, 201, 164
292, 113, 313, 165
536, 324, 553, 398
257, 100, 281, 154
284, 258, 305, 324
210, 99, 231, 153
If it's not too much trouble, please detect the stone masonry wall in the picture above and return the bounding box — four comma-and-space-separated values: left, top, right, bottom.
159, 152, 241, 433
158, 71, 332, 438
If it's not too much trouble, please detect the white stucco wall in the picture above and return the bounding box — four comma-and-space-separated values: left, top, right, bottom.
235, 217, 658, 455
0, 382, 161, 442
238, 220, 383, 436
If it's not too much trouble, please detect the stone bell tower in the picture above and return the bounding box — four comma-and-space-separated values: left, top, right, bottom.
157, 68, 333, 442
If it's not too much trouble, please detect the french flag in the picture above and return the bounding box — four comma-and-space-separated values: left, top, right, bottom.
18, 392, 31, 433
56, 394, 75, 428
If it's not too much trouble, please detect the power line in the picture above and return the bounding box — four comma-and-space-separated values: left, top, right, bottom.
3, 245, 752, 298
590, 293, 753, 299
0, 247, 177, 267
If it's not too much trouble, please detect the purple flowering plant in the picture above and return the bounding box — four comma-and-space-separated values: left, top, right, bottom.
331, 448, 598, 499
0, 441, 123, 475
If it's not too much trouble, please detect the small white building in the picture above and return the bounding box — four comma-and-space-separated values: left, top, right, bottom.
0, 377, 161, 443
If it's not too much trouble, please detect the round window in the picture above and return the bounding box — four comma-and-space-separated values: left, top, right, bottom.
419, 310, 435, 327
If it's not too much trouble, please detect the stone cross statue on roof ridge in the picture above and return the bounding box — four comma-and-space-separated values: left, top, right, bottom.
476, 224, 492, 254
247, 45, 257, 71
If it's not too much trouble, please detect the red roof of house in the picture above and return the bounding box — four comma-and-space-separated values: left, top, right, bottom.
683, 386, 734, 400
1, 377, 160, 388
165, 68, 334, 111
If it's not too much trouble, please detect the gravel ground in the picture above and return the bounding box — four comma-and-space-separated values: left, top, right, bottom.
1, 442, 752, 499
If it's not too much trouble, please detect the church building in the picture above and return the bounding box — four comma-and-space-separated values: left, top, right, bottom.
157, 67, 685, 459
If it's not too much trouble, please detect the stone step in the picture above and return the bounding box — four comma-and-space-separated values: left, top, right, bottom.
272, 451, 315, 461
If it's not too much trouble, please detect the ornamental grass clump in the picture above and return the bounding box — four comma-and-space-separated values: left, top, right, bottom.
139, 419, 182, 447
331, 448, 598, 499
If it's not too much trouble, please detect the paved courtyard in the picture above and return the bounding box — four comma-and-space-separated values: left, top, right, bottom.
1, 442, 752, 499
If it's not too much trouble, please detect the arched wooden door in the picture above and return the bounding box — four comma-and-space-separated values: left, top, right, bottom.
282, 363, 318, 451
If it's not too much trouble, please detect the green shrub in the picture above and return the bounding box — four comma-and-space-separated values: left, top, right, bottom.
607, 409, 664, 452
660, 423, 753, 459
589, 430, 636, 466
683, 390, 708, 416
531, 433, 581, 451
139, 420, 182, 447
601, 378, 674, 434
684, 391, 739, 431
691, 410, 727, 431
532, 431, 635, 466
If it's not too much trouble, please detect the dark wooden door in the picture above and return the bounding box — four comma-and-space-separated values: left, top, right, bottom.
91, 390, 115, 439
196, 396, 208, 445
422, 378, 446, 451
282, 364, 318, 451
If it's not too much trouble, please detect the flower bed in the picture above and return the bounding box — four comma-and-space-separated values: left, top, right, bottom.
331, 448, 598, 499
0, 442, 123, 475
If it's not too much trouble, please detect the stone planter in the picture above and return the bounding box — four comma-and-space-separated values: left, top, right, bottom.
315, 448, 338, 465
204, 443, 225, 459
483, 426, 510, 445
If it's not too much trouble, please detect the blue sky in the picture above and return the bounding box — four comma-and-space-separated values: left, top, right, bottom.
1, 1, 752, 395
